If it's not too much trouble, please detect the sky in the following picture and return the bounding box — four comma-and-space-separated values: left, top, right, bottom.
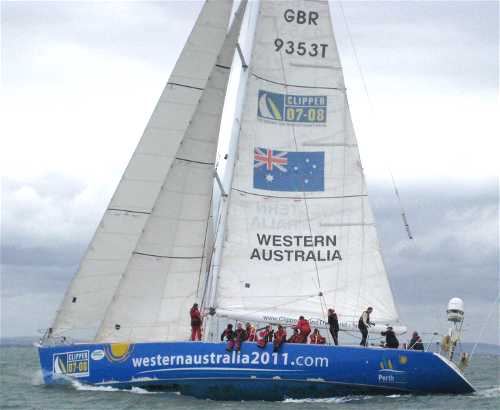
1, 0, 498, 345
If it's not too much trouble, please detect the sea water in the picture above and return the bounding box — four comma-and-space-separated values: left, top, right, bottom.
1, 345, 498, 410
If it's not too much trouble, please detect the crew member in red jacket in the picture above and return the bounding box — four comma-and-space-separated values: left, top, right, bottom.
287, 328, 302, 343
273, 325, 287, 352
220, 324, 235, 351
245, 322, 257, 342
309, 328, 326, 344
295, 316, 311, 343
190, 303, 202, 341
232, 323, 248, 351
257, 325, 273, 348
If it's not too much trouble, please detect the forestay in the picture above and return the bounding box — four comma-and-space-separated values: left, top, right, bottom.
95, 0, 248, 343
50, 0, 234, 341
215, 0, 402, 330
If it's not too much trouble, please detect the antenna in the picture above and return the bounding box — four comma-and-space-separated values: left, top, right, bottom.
445, 297, 465, 361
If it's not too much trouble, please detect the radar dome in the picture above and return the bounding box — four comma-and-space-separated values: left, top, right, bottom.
447, 297, 464, 322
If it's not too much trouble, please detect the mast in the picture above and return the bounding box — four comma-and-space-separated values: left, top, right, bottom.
203, 0, 260, 342
48, 0, 235, 342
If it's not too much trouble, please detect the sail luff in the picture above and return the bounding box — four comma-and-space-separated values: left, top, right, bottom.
95, 0, 248, 343
49, 0, 234, 342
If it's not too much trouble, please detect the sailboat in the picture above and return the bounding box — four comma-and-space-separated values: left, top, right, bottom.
37, 0, 475, 399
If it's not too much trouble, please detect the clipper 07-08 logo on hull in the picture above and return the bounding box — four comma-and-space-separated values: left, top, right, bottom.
258, 90, 327, 124
53, 350, 89, 378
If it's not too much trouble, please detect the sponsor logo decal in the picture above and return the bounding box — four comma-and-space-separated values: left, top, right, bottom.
131, 350, 329, 371
254, 148, 324, 192
91, 349, 105, 361
53, 350, 89, 378
377, 358, 408, 385
104, 343, 133, 363
258, 90, 327, 124
377, 369, 408, 385
398, 355, 408, 365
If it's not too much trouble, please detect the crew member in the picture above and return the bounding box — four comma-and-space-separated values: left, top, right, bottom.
233, 322, 247, 351
245, 322, 257, 342
273, 325, 287, 352
190, 303, 202, 341
257, 325, 274, 348
295, 316, 311, 343
408, 331, 424, 351
309, 328, 326, 344
220, 324, 235, 351
358, 307, 374, 347
327, 308, 339, 345
287, 328, 302, 343
381, 326, 399, 349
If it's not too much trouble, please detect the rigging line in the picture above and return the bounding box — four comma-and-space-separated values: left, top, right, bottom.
202, 119, 242, 312
356, 136, 367, 316
167, 82, 204, 91
232, 187, 367, 200
196, 189, 215, 299
175, 157, 214, 166
239, 294, 324, 299
334, 93, 350, 314
200, 194, 224, 310
390, 172, 413, 240
336, 0, 413, 241
200, 182, 224, 309
107, 208, 151, 215
336, 0, 407, 324
271, 14, 326, 320
251, 72, 344, 91
470, 293, 499, 360
133, 252, 203, 260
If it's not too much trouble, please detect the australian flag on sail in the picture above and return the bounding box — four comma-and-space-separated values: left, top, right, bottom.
253, 148, 325, 192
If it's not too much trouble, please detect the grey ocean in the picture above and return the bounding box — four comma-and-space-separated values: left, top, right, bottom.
1, 345, 498, 410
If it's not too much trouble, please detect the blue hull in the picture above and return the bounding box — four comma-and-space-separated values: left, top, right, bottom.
38, 341, 474, 400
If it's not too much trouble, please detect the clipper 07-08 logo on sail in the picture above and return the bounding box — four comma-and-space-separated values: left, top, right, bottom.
254, 148, 324, 192
258, 90, 327, 124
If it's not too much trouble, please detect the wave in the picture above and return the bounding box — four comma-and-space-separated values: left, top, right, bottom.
477, 386, 500, 398
30, 369, 44, 386
70, 379, 158, 394
282, 393, 410, 404
283, 395, 373, 404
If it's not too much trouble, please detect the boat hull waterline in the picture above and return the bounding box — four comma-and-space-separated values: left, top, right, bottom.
38, 341, 474, 399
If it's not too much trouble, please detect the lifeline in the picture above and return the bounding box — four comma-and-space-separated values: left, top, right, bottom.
250, 248, 342, 262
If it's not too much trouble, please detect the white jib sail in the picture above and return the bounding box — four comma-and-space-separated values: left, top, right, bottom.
50, 0, 235, 341
214, 0, 402, 331
95, 0, 248, 343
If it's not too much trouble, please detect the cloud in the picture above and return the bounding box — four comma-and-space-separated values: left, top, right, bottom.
1, 174, 105, 249
2, 174, 498, 343
367, 179, 499, 343
332, 0, 498, 92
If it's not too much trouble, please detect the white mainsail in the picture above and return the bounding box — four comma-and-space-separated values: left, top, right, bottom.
50, 0, 235, 341
95, 1, 248, 343
214, 0, 402, 330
